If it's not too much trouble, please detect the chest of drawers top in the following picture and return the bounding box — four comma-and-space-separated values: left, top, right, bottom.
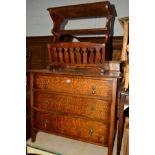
30, 68, 120, 83
30, 67, 120, 77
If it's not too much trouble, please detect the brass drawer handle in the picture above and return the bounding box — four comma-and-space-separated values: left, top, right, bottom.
88, 128, 93, 136
44, 120, 48, 128
44, 80, 48, 89
92, 85, 96, 94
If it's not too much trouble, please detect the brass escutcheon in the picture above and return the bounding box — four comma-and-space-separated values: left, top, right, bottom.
88, 128, 93, 136
44, 120, 48, 128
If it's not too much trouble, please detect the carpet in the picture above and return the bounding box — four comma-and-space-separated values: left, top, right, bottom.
26, 131, 119, 155
27, 144, 62, 155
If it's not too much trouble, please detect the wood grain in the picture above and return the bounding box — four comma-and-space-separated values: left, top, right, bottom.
34, 110, 109, 145
34, 92, 111, 121
34, 75, 112, 97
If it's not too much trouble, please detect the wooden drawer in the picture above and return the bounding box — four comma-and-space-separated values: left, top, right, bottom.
34, 110, 109, 145
34, 92, 111, 121
34, 75, 112, 98
34, 111, 50, 131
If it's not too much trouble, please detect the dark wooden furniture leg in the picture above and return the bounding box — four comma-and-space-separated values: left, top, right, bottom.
117, 92, 129, 155
117, 92, 125, 155
30, 73, 36, 142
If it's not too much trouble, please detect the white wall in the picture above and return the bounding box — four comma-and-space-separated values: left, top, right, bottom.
26, 0, 129, 36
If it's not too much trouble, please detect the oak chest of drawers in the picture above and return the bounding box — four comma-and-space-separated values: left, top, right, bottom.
30, 68, 120, 155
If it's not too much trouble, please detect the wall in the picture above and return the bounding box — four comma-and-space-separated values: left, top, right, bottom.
26, 0, 129, 36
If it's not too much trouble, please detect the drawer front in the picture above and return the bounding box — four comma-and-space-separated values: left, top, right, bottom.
34, 92, 111, 121
34, 111, 50, 131
34, 111, 109, 145
34, 75, 112, 98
